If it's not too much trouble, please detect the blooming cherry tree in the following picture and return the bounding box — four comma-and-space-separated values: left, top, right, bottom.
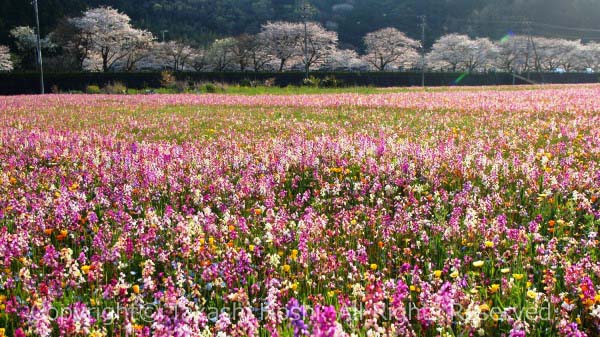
574, 43, 600, 72
494, 35, 531, 72
362, 28, 420, 71
258, 21, 302, 72
69, 7, 154, 72
298, 22, 338, 73
155, 41, 196, 71
427, 34, 497, 72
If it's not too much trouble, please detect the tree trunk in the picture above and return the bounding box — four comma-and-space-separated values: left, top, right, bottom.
278, 59, 285, 72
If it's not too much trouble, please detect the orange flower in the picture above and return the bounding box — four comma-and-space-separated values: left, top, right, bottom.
56, 230, 68, 241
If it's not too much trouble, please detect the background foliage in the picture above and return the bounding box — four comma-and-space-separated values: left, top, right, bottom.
2, 0, 600, 49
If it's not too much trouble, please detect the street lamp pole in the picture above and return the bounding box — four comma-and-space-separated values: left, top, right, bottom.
33, 0, 44, 94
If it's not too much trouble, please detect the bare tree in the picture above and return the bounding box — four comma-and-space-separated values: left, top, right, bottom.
362, 28, 420, 71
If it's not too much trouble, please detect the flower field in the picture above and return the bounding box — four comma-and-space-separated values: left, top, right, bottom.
0, 85, 599, 337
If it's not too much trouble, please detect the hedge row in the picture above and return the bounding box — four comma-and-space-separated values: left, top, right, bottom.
0, 71, 598, 95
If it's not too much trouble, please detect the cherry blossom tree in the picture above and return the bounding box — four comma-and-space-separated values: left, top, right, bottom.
362, 28, 420, 71
530, 38, 582, 72
574, 43, 600, 72
494, 35, 531, 73
69, 7, 154, 72
463, 38, 498, 72
206, 38, 237, 71
258, 21, 302, 72
246, 34, 273, 72
322, 49, 367, 71
427, 34, 497, 72
190, 48, 209, 71
0, 45, 13, 71
155, 41, 196, 71
298, 22, 338, 73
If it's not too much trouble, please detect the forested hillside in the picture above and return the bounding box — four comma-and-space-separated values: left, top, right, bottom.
2, 0, 600, 49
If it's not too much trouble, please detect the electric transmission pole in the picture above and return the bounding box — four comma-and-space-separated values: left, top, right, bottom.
33, 0, 44, 94
420, 15, 426, 87
299, 1, 312, 80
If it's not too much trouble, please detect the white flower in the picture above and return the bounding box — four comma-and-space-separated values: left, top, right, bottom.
268, 253, 280, 267
464, 302, 482, 328
591, 305, 600, 319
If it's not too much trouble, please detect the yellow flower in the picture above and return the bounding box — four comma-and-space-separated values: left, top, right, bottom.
484, 241, 494, 248
0, 328, 5, 337
501, 268, 510, 274
595, 294, 600, 303
248, 244, 255, 252
81, 265, 91, 275
132, 284, 140, 294
450, 270, 459, 279
351, 219, 357, 225
513, 273, 524, 281
282, 264, 291, 273
208, 237, 215, 245
489, 284, 500, 293
479, 304, 490, 312
327, 290, 336, 298
370, 264, 378, 271
291, 282, 298, 291
291, 249, 298, 261
433, 270, 442, 278
526, 281, 532, 288
473, 260, 485, 268
410, 285, 417, 292
527, 290, 537, 300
